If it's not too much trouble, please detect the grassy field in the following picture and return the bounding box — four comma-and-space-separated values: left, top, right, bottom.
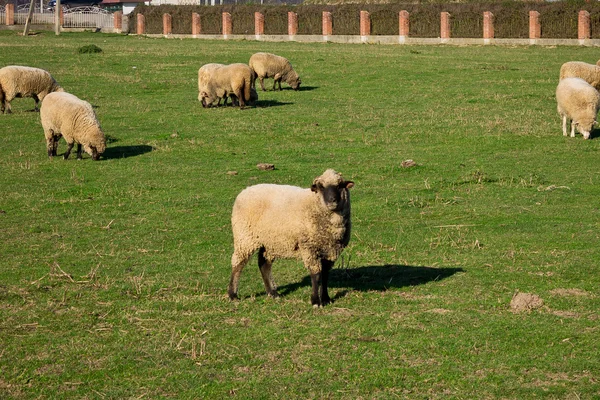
1, 31, 599, 399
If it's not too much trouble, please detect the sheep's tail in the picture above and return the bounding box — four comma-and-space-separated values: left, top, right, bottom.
243, 74, 251, 103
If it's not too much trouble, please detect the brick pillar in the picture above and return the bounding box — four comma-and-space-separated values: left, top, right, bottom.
399, 10, 409, 39
440, 12, 450, 41
578, 10, 590, 41
483, 11, 494, 43
288, 11, 298, 37
5, 3, 14, 25
529, 11, 541, 41
255, 12, 264, 37
360, 10, 370, 40
136, 13, 145, 35
323, 11, 332, 38
114, 11, 122, 33
60, 7, 64, 25
163, 13, 172, 35
223, 12, 232, 37
192, 12, 201, 36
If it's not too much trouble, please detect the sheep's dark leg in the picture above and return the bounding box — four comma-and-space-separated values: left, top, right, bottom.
52, 135, 60, 156
310, 272, 321, 307
76, 143, 83, 160
33, 95, 40, 112
63, 142, 74, 160
258, 247, 279, 298
320, 259, 334, 306
259, 77, 266, 92
228, 249, 252, 300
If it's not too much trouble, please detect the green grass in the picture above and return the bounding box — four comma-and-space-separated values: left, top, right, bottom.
1, 31, 600, 399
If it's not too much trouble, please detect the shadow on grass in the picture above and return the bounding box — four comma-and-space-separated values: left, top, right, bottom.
103, 145, 154, 159
275, 264, 464, 300
254, 100, 293, 108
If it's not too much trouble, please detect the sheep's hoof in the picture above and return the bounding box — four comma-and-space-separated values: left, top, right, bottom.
228, 292, 239, 301
268, 291, 280, 298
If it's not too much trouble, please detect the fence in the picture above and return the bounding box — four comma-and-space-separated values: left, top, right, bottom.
2, 4, 123, 31
131, 8, 599, 46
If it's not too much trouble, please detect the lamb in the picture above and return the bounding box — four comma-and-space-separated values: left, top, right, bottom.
40, 91, 106, 160
0, 65, 63, 114
559, 61, 600, 90
556, 77, 600, 140
228, 169, 354, 307
248, 52, 301, 91
198, 63, 254, 109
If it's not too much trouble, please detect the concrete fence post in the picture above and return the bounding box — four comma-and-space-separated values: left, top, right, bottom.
6, 3, 14, 25
322, 11, 332, 39
360, 10, 370, 42
529, 10, 541, 43
440, 12, 450, 42
288, 11, 298, 38
578, 10, 590, 43
399, 10, 409, 43
483, 11, 494, 44
222, 12, 232, 37
163, 13, 172, 36
136, 13, 145, 35
192, 12, 201, 36
255, 12, 264, 39
114, 11, 122, 33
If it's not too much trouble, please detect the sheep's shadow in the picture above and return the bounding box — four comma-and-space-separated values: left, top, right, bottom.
102, 145, 154, 159
273, 264, 464, 300
297, 86, 318, 92
254, 100, 293, 108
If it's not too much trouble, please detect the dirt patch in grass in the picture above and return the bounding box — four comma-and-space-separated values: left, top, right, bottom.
550, 288, 594, 298
510, 292, 544, 313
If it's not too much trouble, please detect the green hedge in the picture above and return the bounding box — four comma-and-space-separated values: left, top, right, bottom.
129, 1, 600, 39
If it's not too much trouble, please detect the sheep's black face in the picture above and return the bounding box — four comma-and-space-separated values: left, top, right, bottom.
312, 181, 354, 211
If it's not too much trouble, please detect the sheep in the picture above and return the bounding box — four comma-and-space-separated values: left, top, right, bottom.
556, 77, 600, 140
228, 169, 354, 307
248, 52, 301, 91
198, 63, 254, 109
559, 61, 600, 90
198, 63, 228, 107
40, 91, 106, 160
0, 65, 63, 114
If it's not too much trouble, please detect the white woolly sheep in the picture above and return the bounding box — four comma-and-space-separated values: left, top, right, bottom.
40, 92, 106, 160
0, 65, 63, 114
559, 61, 600, 90
556, 77, 600, 140
198, 63, 254, 109
198, 63, 228, 107
248, 52, 301, 91
228, 169, 354, 307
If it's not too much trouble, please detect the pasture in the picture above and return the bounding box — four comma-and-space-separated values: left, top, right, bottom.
1, 31, 599, 398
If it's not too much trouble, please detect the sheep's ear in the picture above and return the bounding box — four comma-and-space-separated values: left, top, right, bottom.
311, 183, 318, 193
344, 181, 354, 189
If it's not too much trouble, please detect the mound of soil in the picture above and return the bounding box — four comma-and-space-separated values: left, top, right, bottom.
510, 292, 544, 312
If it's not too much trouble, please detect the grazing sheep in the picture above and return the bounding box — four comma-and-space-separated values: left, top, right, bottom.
249, 52, 301, 91
0, 65, 63, 114
556, 77, 600, 139
198, 63, 254, 109
229, 169, 354, 307
198, 63, 228, 107
559, 61, 600, 90
40, 92, 106, 160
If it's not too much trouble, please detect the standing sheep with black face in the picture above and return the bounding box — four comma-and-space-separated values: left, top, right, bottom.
228, 169, 354, 307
